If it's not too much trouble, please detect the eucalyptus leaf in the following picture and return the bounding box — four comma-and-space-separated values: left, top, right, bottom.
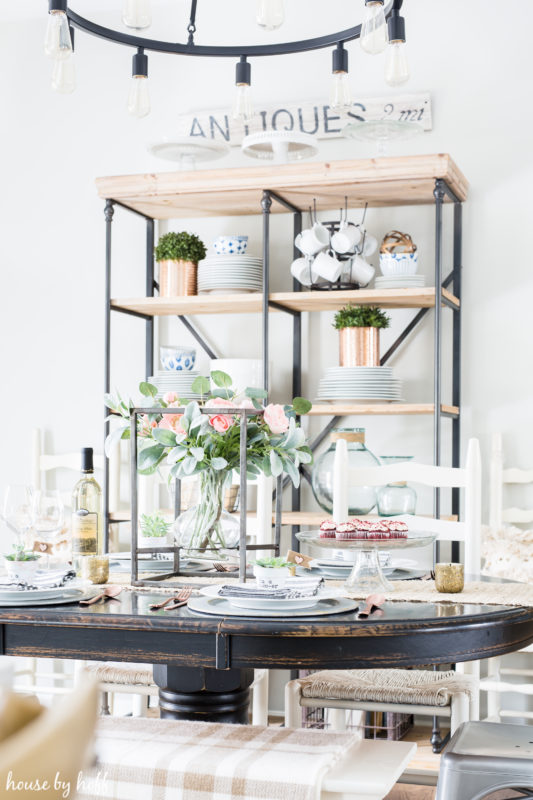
152, 427, 179, 447
211, 456, 228, 470
245, 387, 268, 399
292, 397, 312, 415
211, 370, 233, 389
270, 450, 283, 477
191, 376, 210, 396
167, 446, 188, 465
139, 381, 158, 399
138, 444, 166, 469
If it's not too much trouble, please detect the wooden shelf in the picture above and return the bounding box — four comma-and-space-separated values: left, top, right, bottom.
111, 287, 459, 317
96, 154, 468, 219
308, 403, 460, 416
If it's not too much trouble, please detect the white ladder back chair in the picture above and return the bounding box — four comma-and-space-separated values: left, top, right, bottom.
489, 432, 533, 528
333, 437, 482, 575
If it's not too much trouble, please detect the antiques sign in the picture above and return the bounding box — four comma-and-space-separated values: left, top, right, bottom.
176, 92, 431, 147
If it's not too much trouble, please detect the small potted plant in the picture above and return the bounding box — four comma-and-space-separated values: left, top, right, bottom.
3, 544, 42, 582
253, 556, 293, 589
138, 512, 172, 550
155, 231, 207, 298
333, 305, 390, 367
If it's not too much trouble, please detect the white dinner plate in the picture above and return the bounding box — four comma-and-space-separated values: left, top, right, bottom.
0, 586, 91, 606
199, 583, 342, 610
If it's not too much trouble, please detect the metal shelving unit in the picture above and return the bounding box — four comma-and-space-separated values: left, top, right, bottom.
99, 155, 466, 558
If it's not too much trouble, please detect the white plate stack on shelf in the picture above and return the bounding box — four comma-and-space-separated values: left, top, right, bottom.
149, 371, 204, 400
374, 273, 426, 290
198, 235, 263, 295
316, 366, 404, 403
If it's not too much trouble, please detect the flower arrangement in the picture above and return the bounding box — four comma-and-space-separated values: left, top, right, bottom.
333, 305, 391, 330
105, 372, 312, 554
254, 556, 291, 569
154, 231, 207, 264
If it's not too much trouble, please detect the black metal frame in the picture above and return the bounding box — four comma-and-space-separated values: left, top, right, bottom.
103, 176, 462, 575
65, 1, 396, 59
129, 405, 282, 587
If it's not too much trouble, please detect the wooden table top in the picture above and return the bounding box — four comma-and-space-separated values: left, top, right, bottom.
0, 591, 531, 670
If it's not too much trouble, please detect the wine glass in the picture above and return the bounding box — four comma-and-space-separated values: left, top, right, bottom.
32, 490, 64, 565
3, 485, 35, 554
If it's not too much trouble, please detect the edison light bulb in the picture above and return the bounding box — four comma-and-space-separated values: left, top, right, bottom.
256, 0, 284, 31
361, 1, 388, 55
44, 10, 72, 59
122, 0, 151, 30
128, 76, 150, 118
232, 84, 254, 122
385, 41, 410, 86
51, 54, 76, 94
330, 72, 352, 112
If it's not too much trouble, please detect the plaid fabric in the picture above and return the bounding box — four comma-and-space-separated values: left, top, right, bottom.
78, 717, 357, 800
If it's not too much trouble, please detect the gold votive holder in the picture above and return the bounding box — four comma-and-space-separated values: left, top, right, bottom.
80, 555, 109, 585
435, 562, 464, 593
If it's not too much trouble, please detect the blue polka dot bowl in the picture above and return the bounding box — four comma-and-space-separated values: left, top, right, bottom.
160, 345, 197, 372
213, 235, 248, 255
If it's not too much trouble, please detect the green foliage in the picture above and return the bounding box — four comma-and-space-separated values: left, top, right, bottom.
333, 305, 391, 330
140, 513, 170, 538
5, 548, 40, 562
254, 556, 291, 568
154, 231, 207, 263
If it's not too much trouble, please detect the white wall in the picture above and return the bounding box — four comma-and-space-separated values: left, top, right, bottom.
2, 0, 533, 522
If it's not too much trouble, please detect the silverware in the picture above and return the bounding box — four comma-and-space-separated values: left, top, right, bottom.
150, 586, 192, 611
213, 562, 239, 573
164, 587, 193, 611
358, 593, 386, 619
79, 585, 123, 606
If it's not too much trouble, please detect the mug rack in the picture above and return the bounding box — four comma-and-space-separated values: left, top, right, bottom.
306, 200, 369, 292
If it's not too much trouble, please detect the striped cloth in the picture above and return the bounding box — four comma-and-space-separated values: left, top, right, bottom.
78, 717, 357, 800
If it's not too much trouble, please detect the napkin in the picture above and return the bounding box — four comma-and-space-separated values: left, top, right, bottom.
218, 576, 324, 600
0, 566, 77, 591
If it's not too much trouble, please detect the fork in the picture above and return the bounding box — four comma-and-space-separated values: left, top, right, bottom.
164, 586, 193, 611
149, 586, 192, 611
213, 562, 239, 573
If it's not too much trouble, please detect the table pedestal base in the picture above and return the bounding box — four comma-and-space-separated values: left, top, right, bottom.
153, 665, 254, 724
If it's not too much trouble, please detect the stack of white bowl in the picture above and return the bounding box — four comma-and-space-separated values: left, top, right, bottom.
375, 248, 425, 289
198, 235, 263, 295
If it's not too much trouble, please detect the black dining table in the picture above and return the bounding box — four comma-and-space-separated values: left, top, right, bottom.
1, 590, 532, 723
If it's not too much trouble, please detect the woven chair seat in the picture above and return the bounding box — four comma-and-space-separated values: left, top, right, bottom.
84, 662, 154, 687
299, 669, 477, 708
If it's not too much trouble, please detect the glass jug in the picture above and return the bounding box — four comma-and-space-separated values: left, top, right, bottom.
376, 455, 417, 516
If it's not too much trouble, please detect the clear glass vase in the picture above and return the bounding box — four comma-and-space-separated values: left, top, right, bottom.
173, 469, 240, 559
376, 456, 417, 516
311, 428, 380, 516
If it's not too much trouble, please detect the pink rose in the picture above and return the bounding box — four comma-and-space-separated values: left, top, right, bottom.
140, 414, 157, 438
159, 413, 186, 435
264, 403, 289, 435
163, 391, 179, 406
205, 398, 236, 434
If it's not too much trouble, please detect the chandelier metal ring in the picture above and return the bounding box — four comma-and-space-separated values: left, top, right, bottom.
67, 1, 395, 58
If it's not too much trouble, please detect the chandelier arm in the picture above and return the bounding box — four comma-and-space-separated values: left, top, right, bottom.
66, 1, 395, 58
187, 0, 198, 45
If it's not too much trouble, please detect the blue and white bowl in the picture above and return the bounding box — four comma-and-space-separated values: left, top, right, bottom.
213, 235, 248, 255
379, 251, 418, 277
160, 345, 196, 372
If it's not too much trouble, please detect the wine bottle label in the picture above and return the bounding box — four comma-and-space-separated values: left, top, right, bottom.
71, 509, 98, 555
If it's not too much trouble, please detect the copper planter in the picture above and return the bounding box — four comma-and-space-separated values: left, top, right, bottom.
339, 327, 380, 367
159, 259, 197, 297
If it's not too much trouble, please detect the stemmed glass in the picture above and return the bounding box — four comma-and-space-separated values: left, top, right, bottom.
3, 485, 35, 554
32, 491, 64, 566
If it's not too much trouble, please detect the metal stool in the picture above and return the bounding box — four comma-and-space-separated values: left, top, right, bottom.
436, 721, 533, 800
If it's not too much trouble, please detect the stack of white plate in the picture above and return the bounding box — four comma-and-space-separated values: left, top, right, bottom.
198, 255, 263, 294
149, 371, 204, 400
374, 274, 426, 290
316, 366, 403, 403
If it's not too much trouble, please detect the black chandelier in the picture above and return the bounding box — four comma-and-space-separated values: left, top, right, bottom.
44, 1, 410, 119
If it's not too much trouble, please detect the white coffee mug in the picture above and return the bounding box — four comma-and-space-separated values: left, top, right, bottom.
350, 255, 375, 287
331, 223, 362, 254
290, 257, 318, 287
361, 233, 378, 257
314, 251, 342, 283
295, 223, 330, 256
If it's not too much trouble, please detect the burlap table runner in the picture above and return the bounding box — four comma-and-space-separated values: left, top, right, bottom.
109, 573, 533, 607
78, 717, 357, 800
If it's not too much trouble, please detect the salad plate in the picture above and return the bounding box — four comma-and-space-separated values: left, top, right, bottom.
199, 583, 342, 611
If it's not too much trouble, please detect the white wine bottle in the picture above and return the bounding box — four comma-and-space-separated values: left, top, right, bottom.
71, 448, 102, 573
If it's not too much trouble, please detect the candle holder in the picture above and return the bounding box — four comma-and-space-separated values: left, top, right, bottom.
435, 562, 464, 593
80, 554, 109, 585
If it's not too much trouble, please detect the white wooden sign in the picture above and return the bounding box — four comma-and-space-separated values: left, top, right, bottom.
176, 92, 431, 147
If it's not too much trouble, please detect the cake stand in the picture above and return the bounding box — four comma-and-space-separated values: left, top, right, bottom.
241, 131, 318, 164
297, 530, 436, 593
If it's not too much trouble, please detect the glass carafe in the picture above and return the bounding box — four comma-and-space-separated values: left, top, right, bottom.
311, 428, 380, 515
376, 455, 417, 516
